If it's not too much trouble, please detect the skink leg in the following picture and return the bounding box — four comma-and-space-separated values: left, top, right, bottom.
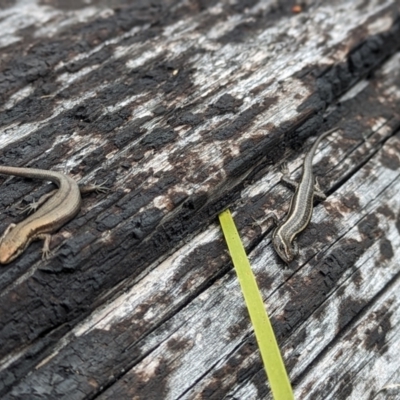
37, 233, 53, 260
20, 190, 57, 215
280, 163, 298, 190
291, 241, 299, 257
265, 212, 279, 227
79, 180, 109, 194
314, 177, 326, 201
0, 223, 16, 244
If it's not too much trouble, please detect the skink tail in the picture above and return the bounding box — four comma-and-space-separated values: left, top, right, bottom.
305, 127, 338, 165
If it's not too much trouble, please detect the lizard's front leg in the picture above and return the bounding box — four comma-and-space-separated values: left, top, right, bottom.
37, 233, 53, 260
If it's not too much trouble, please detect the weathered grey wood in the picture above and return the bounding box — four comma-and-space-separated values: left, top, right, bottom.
95, 131, 400, 400
5, 59, 400, 399
0, 0, 400, 398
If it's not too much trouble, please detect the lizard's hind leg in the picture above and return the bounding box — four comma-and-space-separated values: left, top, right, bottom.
280, 162, 298, 190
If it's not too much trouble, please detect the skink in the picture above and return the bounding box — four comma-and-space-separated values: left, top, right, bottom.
0, 166, 99, 264
269, 127, 337, 263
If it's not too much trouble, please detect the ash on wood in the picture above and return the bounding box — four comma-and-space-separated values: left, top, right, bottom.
0, 0, 400, 399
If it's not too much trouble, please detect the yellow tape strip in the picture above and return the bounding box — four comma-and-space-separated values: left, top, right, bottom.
219, 209, 294, 400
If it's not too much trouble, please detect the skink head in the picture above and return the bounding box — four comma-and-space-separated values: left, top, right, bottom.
272, 234, 297, 264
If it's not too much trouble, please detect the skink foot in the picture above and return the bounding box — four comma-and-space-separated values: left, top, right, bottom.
80, 179, 110, 194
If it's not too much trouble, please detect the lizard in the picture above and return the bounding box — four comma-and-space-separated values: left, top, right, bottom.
267, 127, 338, 263
0, 166, 106, 264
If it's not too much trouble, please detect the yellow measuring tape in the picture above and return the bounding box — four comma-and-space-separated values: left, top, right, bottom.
219, 209, 294, 400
